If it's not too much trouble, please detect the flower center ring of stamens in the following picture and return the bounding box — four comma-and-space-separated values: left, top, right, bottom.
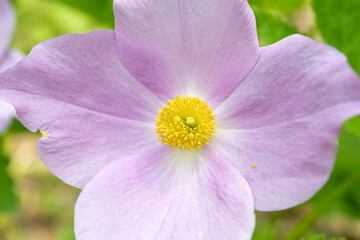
155, 95, 216, 151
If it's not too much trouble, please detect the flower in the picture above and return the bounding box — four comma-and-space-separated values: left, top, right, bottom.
0, 0, 22, 133
1, 0, 360, 239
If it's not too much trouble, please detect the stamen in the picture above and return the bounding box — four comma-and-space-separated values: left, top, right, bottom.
173, 116, 182, 123
155, 95, 216, 151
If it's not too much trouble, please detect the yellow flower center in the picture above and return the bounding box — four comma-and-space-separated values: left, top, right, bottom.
155, 95, 216, 151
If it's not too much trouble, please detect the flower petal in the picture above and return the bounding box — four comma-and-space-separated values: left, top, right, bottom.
113, 0, 259, 107
0, 101, 14, 134
0, 49, 23, 72
0, 49, 22, 134
213, 104, 359, 211
213, 34, 360, 211
0, 30, 163, 188
75, 146, 255, 240
0, 0, 15, 57
215, 34, 360, 129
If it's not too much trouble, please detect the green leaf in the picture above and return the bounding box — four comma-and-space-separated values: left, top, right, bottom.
313, 0, 360, 75
251, 6, 297, 46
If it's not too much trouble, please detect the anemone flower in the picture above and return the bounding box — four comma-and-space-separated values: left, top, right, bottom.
0, 0, 360, 239
0, 0, 22, 133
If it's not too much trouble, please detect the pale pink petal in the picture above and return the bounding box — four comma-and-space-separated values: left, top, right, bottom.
0, 30, 163, 188
0, 49, 23, 72
0, 100, 14, 134
213, 104, 359, 211
215, 35, 360, 129
0, 49, 23, 133
113, 0, 259, 107
213, 34, 360, 211
0, 0, 14, 57
75, 146, 255, 240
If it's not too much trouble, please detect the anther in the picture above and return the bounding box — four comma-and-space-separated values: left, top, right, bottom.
173, 116, 182, 123
186, 117, 197, 128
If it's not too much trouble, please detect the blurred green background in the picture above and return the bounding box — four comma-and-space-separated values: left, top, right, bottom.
0, 0, 360, 239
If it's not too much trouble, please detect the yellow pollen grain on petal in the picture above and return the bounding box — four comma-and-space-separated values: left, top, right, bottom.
40, 130, 49, 139
155, 95, 216, 151
252, 164, 257, 168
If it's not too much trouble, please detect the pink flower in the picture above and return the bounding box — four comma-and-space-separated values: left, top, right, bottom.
0, 0, 22, 133
1, 0, 360, 239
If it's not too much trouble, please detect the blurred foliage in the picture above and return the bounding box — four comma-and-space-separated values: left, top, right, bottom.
12, 0, 111, 54
0, 134, 18, 213
251, 6, 296, 46
0, 120, 29, 214
302, 235, 345, 240
313, 0, 360, 75
53, 0, 114, 27
0, 121, 77, 240
1, 0, 360, 239
249, 0, 306, 13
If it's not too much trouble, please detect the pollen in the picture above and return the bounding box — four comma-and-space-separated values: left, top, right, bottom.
40, 130, 49, 139
155, 95, 216, 151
